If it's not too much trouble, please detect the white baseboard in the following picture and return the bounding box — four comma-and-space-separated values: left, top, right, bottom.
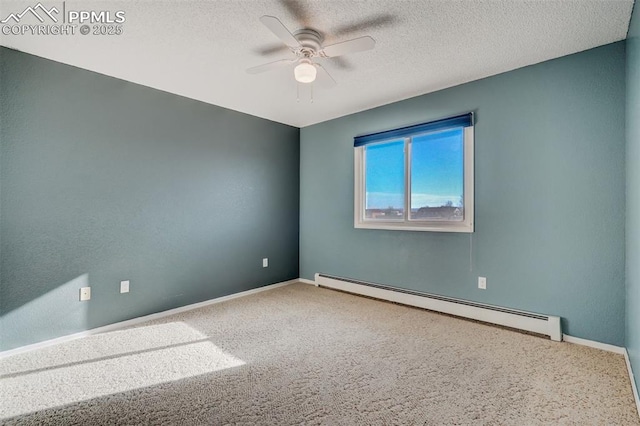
316, 273, 562, 341
298, 278, 317, 286
625, 349, 640, 418
0, 278, 301, 359
562, 334, 626, 354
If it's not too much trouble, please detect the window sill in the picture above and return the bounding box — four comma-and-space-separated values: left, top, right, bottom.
354, 221, 474, 233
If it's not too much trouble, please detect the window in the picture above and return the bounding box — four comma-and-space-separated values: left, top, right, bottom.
354, 113, 474, 232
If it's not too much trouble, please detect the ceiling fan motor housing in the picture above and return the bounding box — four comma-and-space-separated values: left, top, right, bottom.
293, 29, 324, 57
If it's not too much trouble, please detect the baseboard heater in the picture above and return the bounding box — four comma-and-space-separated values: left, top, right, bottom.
315, 273, 562, 342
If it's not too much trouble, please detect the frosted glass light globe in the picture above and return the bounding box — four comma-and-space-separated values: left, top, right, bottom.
294, 60, 317, 83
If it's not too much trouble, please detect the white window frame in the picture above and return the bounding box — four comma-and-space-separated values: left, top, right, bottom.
354, 126, 474, 233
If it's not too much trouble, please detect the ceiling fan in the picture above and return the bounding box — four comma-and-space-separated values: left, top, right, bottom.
247, 15, 376, 88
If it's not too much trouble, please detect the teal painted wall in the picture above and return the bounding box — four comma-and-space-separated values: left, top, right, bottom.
0, 48, 300, 351
627, 2, 640, 390
300, 43, 627, 345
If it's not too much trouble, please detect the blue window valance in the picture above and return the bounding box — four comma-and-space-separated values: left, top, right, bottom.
354, 112, 474, 147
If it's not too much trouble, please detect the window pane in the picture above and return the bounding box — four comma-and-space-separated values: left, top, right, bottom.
410, 129, 464, 221
364, 139, 405, 220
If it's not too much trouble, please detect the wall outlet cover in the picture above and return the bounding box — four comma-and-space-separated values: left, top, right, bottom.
120, 280, 130, 293
478, 277, 487, 290
80, 287, 91, 301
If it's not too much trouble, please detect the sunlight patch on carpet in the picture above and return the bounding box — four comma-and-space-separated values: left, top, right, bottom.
0, 321, 245, 418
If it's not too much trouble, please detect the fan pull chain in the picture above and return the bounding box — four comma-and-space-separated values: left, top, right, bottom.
310, 83, 314, 103
296, 83, 300, 103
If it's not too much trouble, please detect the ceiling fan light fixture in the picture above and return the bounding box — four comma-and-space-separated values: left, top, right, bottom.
294, 59, 317, 83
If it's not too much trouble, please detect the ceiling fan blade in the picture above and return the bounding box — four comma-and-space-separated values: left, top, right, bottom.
328, 57, 352, 70
333, 14, 396, 36
315, 64, 336, 88
259, 15, 301, 49
280, 0, 311, 26
247, 58, 296, 75
253, 43, 289, 56
322, 36, 376, 58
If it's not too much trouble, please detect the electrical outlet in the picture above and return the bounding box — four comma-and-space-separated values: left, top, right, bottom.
478, 277, 487, 290
120, 280, 130, 294
262, 258, 268, 268
80, 287, 91, 301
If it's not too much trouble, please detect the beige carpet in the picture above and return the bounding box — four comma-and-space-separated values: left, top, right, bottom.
1, 283, 638, 425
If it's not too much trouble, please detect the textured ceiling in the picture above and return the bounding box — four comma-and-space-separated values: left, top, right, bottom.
0, 0, 634, 127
